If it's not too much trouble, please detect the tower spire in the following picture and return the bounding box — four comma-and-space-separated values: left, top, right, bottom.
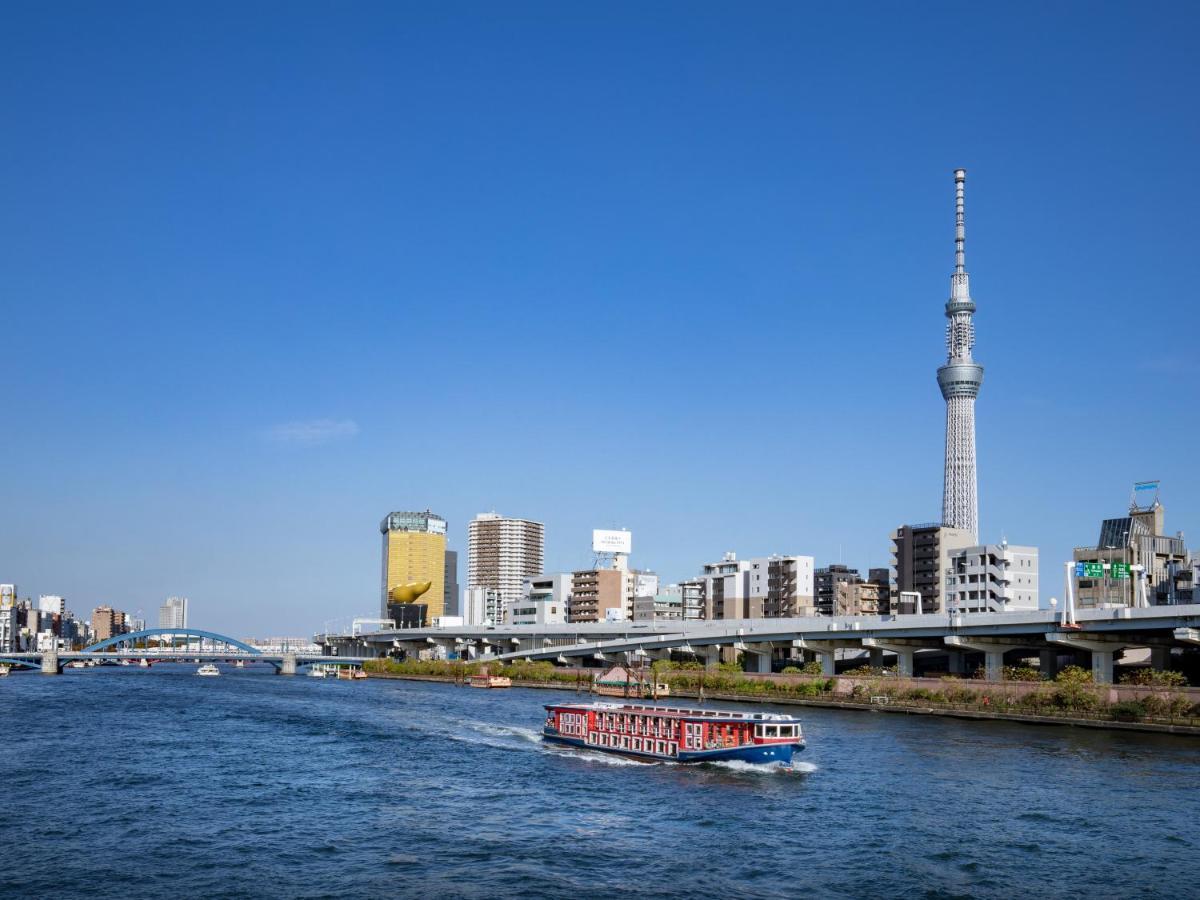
937, 168, 984, 541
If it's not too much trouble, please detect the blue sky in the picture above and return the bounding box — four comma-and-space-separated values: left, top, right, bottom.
2, 1, 1197, 635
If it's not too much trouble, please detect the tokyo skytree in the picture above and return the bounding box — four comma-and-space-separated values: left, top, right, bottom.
936, 169, 983, 541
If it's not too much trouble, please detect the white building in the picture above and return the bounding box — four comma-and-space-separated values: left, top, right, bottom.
945, 542, 1039, 613
467, 513, 545, 610
159, 597, 188, 629
508, 574, 570, 626
463, 586, 504, 627
38, 595, 66, 615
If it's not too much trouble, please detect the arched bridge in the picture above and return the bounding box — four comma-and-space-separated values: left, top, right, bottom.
2, 626, 372, 675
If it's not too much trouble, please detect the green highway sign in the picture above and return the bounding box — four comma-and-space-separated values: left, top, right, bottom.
1083, 562, 1104, 578
1111, 563, 1130, 579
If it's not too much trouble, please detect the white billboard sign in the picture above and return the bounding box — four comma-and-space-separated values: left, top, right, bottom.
592, 529, 632, 555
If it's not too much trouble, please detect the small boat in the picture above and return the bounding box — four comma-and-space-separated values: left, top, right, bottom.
592, 665, 670, 699
467, 673, 512, 688
139, 659, 151, 668
234, 660, 245, 668
69, 660, 90, 669
0, 665, 10, 677
119, 659, 133, 666
543, 702, 804, 766
308, 666, 329, 678
352, 669, 368, 680
196, 664, 220, 677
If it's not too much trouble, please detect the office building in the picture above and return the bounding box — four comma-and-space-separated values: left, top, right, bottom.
892, 523, 976, 614
158, 596, 188, 629
946, 542, 1039, 613
380, 510, 448, 621
509, 574, 570, 626
938, 168, 984, 542
1073, 487, 1191, 606
567, 569, 624, 623
444, 550, 460, 618
467, 513, 544, 611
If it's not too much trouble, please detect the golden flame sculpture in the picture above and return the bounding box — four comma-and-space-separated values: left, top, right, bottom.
388, 581, 432, 604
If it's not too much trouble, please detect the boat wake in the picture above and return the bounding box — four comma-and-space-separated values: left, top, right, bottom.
707, 759, 818, 776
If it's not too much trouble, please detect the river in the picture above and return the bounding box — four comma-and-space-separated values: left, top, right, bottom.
1, 665, 1196, 899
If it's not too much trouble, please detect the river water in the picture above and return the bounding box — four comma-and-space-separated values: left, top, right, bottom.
2, 665, 1196, 899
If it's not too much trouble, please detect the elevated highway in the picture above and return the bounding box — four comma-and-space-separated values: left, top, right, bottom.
321, 603, 1200, 684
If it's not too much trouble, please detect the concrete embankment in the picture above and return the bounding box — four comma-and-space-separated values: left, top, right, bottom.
365, 672, 1200, 737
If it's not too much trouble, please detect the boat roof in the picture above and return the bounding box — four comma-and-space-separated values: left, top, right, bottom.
545, 701, 800, 723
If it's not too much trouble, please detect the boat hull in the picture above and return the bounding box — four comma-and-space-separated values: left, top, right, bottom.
543, 731, 803, 765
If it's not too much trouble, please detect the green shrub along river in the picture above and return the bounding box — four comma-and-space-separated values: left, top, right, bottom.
363, 658, 1200, 728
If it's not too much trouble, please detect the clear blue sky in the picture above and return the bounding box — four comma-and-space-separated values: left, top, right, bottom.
2, 1, 1196, 635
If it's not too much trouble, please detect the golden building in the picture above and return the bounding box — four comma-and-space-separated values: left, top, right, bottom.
380, 510, 447, 622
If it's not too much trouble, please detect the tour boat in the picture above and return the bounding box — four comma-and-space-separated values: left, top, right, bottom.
196, 664, 220, 677
592, 665, 670, 699
543, 702, 805, 766
308, 666, 329, 678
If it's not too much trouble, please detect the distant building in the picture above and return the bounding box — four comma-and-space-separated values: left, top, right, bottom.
380, 510, 448, 620
91, 606, 119, 642
815, 565, 860, 617
946, 542, 1038, 613
1073, 490, 1191, 606
38, 595, 66, 616
0, 589, 16, 653
463, 586, 504, 627
467, 513, 544, 612
833, 569, 891, 616
567, 569, 624, 623
633, 591, 683, 622
676, 580, 705, 621
698, 553, 750, 620
158, 597, 188, 629
891, 523, 976, 614
509, 574, 570, 626
444, 550, 460, 617
747, 555, 816, 617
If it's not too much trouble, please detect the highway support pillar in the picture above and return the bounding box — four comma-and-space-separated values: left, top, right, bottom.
742, 644, 773, 674
1039, 649, 1060, 680
944, 636, 1030, 682
795, 639, 860, 677
280, 652, 298, 676
41, 649, 59, 675
1150, 646, 1172, 671
1046, 633, 1130, 685
946, 650, 966, 675
860, 638, 940, 678
869, 647, 884, 670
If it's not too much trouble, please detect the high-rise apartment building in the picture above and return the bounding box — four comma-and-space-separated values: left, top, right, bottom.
467, 513, 544, 609
891, 524, 976, 614
747, 555, 816, 618
463, 586, 504, 627
91, 606, 119, 642
815, 565, 861, 617
158, 596, 188, 629
0, 587, 16, 653
380, 510, 447, 621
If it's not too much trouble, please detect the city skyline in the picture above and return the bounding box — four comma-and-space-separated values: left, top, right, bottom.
2, 3, 1196, 634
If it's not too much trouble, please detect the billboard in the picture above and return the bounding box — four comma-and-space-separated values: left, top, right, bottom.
592, 529, 632, 555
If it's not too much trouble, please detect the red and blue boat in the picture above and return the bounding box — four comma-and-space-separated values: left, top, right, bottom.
543, 701, 804, 766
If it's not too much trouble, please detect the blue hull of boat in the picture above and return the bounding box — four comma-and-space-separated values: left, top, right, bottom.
543, 731, 803, 765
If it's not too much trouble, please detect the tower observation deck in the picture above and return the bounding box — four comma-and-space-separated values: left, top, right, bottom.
937, 169, 983, 541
